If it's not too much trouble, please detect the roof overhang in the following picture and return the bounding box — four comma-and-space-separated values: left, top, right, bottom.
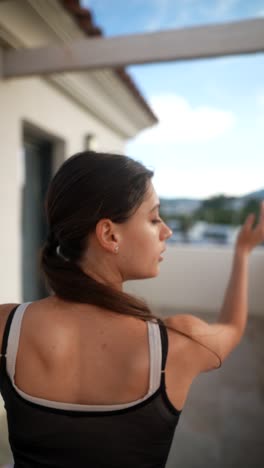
0, 0, 158, 138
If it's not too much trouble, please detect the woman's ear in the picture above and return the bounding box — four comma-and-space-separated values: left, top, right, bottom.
95, 219, 120, 253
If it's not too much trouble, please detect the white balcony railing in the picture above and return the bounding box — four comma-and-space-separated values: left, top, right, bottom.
125, 245, 264, 317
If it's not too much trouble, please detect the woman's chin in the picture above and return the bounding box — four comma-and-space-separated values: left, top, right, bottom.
125, 268, 160, 281
143, 267, 160, 279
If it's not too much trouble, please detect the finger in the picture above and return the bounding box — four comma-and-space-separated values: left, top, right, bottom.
243, 213, 255, 231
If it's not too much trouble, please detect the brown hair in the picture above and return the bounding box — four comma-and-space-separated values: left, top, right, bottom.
41, 150, 221, 368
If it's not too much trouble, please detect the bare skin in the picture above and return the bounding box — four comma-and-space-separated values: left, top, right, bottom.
0, 194, 264, 411
0, 297, 216, 410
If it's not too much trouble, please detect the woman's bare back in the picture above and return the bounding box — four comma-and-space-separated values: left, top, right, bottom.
0, 298, 208, 411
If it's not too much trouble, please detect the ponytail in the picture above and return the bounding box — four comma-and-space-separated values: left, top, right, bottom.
41, 239, 157, 322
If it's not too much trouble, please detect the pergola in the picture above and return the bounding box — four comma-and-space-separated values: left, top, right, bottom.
0, 18, 263, 79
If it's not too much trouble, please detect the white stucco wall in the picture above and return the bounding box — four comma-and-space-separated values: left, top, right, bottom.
125, 245, 264, 317
0, 76, 126, 303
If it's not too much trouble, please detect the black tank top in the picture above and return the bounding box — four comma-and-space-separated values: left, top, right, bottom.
0, 305, 182, 468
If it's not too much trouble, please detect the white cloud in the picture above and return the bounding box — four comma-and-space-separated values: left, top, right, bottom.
135, 94, 236, 144
256, 92, 264, 127
258, 92, 264, 107
152, 167, 264, 199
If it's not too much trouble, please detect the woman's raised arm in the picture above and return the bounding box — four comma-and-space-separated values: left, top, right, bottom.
165, 202, 264, 373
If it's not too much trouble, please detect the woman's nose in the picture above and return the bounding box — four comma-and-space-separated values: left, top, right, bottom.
162, 222, 172, 240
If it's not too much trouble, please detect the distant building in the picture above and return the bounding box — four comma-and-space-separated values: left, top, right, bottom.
188, 222, 240, 245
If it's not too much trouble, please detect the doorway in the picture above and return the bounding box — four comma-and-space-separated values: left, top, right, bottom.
22, 137, 53, 301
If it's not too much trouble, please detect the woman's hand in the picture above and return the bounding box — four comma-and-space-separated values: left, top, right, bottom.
236, 201, 264, 255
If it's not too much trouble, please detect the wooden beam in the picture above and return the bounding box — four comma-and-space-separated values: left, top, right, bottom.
2, 18, 264, 78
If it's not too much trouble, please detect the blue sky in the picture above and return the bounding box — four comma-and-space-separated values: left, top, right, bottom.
81, 0, 264, 199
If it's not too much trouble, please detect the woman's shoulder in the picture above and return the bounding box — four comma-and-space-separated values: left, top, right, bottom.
164, 313, 209, 330
163, 313, 221, 375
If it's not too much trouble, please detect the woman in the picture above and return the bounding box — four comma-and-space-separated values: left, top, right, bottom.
0, 151, 263, 468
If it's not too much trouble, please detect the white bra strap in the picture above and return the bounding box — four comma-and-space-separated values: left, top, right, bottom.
6, 302, 32, 381
147, 321, 162, 392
